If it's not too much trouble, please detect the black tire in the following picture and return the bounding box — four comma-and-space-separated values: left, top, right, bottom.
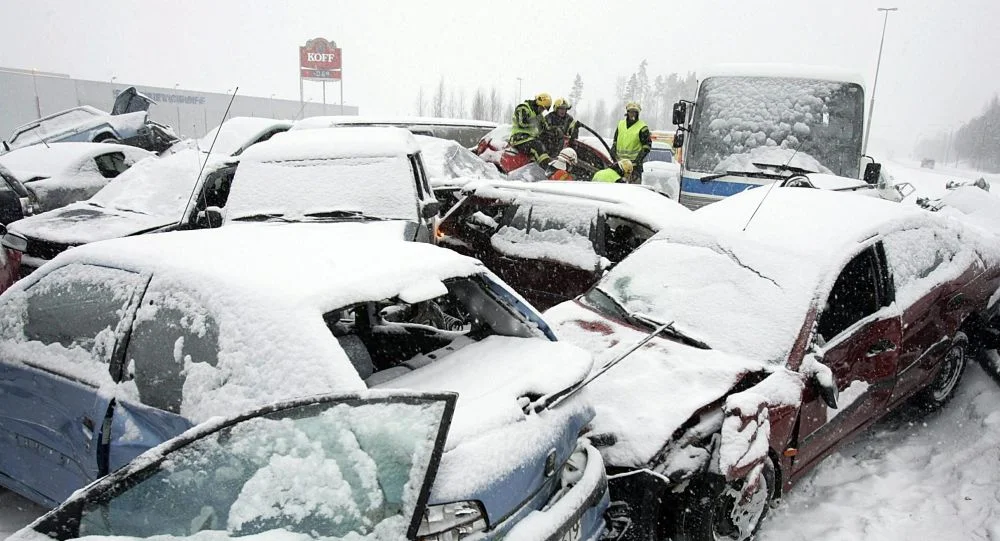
915, 332, 967, 411
672, 458, 775, 541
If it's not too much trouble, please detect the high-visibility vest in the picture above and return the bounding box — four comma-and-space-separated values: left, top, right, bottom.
615, 119, 648, 161
592, 168, 621, 183
509, 102, 541, 145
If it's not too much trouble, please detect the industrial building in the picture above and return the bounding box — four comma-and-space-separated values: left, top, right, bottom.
0, 66, 357, 141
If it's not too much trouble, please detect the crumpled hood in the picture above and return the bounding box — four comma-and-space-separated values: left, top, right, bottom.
545, 301, 769, 468
9, 203, 170, 245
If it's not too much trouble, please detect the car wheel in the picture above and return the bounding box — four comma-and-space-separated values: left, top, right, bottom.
916, 332, 967, 411
672, 457, 774, 541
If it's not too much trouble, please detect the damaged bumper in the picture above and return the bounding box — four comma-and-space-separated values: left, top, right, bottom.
504, 444, 611, 541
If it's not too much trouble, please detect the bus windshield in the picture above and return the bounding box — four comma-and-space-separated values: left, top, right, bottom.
685, 76, 864, 178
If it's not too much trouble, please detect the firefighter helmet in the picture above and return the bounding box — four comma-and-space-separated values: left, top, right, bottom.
535, 93, 553, 110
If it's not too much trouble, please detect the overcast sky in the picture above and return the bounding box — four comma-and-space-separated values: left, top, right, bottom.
1, 0, 997, 155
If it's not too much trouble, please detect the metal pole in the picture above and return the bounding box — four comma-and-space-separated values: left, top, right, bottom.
340, 78, 344, 115
299, 77, 304, 118
323, 81, 327, 115
863, 7, 898, 155
31, 68, 41, 117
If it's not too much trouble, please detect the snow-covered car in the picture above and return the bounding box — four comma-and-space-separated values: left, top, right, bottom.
10, 391, 459, 540
2, 87, 177, 154
0, 142, 154, 216
0, 225, 19, 296
293, 115, 498, 148
474, 124, 615, 181
438, 180, 691, 310
223, 127, 441, 242
0, 226, 610, 541
4, 148, 236, 275
544, 187, 1000, 541
415, 134, 504, 210
161, 116, 292, 157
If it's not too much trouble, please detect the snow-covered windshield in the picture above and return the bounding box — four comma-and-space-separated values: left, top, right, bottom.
227, 155, 419, 222
686, 76, 864, 177
89, 149, 204, 218
74, 397, 447, 540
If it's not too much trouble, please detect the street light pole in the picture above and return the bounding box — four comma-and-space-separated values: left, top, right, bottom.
863, 7, 898, 155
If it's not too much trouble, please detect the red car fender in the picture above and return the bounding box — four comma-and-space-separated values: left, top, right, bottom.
0, 248, 21, 294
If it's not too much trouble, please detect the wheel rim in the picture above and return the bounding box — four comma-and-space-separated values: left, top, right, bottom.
931, 344, 964, 402
714, 468, 769, 540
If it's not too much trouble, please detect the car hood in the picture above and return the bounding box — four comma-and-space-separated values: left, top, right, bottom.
9, 202, 172, 245
545, 301, 769, 468
379, 335, 595, 523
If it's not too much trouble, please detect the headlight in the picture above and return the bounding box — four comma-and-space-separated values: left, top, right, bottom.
561, 448, 588, 487
417, 500, 487, 541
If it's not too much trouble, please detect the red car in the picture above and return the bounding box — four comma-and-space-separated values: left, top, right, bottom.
473, 124, 614, 179
545, 187, 1000, 541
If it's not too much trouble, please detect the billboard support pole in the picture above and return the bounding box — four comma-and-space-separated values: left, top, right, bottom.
299, 76, 304, 119
322, 81, 327, 115
340, 78, 344, 115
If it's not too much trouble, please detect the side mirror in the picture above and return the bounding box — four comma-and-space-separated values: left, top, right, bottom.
863, 162, 882, 185
2, 230, 28, 252
672, 130, 685, 149
813, 371, 839, 410
421, 201, 441, 220
195, 206, 224, 229
671, 101, 688, 126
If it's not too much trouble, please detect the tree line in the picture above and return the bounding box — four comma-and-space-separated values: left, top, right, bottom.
915, 95, 1000, 172
414, 60, 698, 136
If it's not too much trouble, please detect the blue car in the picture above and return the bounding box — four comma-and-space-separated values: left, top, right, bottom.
0, 224, 610, 540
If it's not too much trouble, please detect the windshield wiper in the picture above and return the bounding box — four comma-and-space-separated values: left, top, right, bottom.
303, 210, 388, 221
231, 213, 296, 223
591, 286, 710, 350
698, 169, 794, 183
751, 162, 817, 175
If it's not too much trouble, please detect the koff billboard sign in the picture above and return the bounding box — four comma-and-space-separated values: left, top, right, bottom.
299, 38, 342, 81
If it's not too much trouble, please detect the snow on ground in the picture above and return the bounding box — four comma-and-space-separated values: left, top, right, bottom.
759, 360, 1000, 541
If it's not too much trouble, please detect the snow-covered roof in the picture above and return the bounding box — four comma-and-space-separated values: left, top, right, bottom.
197, 117, 293, 156
0, 142, 153, 180
292, 115, 497, 131
414, 134, 503, 185
240, 126, 420, 162
698, 63, 866, 90
464, 180, 691, 229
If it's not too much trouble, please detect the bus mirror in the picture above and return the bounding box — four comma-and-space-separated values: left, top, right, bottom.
672, 102, 687, 126
672, 130, 685, 149
863, 162, 882, 185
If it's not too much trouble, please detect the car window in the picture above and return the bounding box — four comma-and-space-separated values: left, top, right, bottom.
94, 152, 129, 179
76, 397, 447, 539
882, 227, 961, 304
325, 275, 537, 386
124, 281, 220, 413
817, 247, 882, 341
198, 164, 237, 210
408, 154, 426, 200
491, 200, 601, 270
602, 215, 655, 264
414, 152, 433, 198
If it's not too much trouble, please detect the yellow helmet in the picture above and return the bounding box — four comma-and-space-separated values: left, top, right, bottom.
535, 93, 553, 110
618, 159, 634, 176
553, 97, 572, 110
625, 101, 641, 113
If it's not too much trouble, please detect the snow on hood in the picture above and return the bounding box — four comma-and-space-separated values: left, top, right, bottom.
414, 134, 503, 186
197, 117, 292, 156
544, 302, 768, 467
0, 142, 152, 180
935, 185, 1000, 236
379, 335, 594, 500
713, 146, 832, 175
7, 202, 171, 245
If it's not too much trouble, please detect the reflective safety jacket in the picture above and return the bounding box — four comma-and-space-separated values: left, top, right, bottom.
592, 168, 622, 183
509, 101, 544, 145
613, 119, 650, 161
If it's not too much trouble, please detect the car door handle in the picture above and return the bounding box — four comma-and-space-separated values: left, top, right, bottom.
867, 338, 897, 357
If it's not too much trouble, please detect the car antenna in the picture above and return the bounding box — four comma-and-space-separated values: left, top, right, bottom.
180, 86, 238, 227
741, 142, 802, 232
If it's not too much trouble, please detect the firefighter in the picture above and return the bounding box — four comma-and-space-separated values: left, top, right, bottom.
508, 92, 553, 166
543, 98, 580, 157
592, 159, 633, 183
611, 102, 651, 182
547, 147, 578, 181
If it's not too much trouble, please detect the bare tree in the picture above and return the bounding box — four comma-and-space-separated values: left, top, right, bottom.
415, 86, 426, 116
488, 86, 502, 122
432, 77, 446, 117
569, 74, 584, 107
471, 88, 487, 120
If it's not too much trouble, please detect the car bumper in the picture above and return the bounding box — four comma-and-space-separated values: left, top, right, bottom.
502, 444, 610, 541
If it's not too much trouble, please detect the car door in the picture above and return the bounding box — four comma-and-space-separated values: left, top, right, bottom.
0, 263, 148, 507
793, 245, 901, 476
0, 168, 27, 224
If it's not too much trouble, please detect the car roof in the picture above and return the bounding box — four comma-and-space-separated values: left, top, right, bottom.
292, 115, 498, 131
463, 180, 691, 230
699, 63, 867, 90
240, 126, 420, 162
48, 223, 483, 310
0, 142, 154, 180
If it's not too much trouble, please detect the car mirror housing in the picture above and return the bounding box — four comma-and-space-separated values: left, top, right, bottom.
672, 101, 688, 126
672, 130, 685, 149
421, 201, 441, 220
863, 162, 882, 185
196, 206, 224, 229
1, 230, 28, 253
816, 374, 839, 409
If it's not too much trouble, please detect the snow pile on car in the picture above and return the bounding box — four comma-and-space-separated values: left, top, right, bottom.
415, 134, 503, 187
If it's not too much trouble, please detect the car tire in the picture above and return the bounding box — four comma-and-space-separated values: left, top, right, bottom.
916, 332, 967, 412
671, 457, 775, 541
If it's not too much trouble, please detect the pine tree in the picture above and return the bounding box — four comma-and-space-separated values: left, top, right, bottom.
569, 74, 584, 107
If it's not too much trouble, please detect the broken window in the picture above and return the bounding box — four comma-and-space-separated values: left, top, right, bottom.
817, 247, 882, 341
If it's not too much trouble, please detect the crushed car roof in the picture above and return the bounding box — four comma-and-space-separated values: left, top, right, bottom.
240, 126, 421, 162
0, 142, 154, 180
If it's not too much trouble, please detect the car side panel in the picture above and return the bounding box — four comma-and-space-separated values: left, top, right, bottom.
107, 399, 193, 473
